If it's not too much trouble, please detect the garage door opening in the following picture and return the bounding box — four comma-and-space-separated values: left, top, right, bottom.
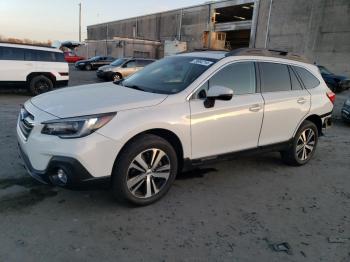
213, 3, 254, 50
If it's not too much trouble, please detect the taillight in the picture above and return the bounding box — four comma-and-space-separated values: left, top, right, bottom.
326, 91, 336, 104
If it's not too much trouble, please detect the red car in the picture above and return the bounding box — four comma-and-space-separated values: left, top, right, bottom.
64, 52, 85, 63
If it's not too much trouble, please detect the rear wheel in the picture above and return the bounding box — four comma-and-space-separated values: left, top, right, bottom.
112, 134, 178, 206
28, 75, 53, 96
85, 64, 92, 71
281, 120, 318, 166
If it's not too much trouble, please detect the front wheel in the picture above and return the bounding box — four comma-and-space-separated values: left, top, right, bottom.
281, 120, 318, 166
112, 134, 178, 206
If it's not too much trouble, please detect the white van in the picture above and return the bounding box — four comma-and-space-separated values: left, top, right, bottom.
0, 42, 69, 95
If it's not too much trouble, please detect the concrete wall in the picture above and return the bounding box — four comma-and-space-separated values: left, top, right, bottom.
254, 0, 350, 76
76, 40, 161, 59
87, 3, 211, 51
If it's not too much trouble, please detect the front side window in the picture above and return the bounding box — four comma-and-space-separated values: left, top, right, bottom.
121, 56, 217, 94
294, 66, 320, 89
209, 62, 256, 95
125, 60, 136, 68
111, 58, 127, 67
260, 62, 291, 92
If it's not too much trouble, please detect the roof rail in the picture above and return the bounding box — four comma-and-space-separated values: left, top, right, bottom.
0, 41, 54, 49
225, 48, 309, 63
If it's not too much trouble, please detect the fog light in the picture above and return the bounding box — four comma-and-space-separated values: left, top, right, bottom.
57, 169, 68, 184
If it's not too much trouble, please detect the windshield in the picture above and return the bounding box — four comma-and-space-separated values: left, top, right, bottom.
318, 66, 333, 75
111, 58, 127, 67
120, 56, 217, 94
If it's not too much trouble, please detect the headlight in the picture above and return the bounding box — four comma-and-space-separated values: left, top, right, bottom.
41, 112, 116, 139
345, 99, 350, 106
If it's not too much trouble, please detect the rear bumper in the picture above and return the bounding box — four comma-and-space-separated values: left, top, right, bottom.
55, 80, 69, 88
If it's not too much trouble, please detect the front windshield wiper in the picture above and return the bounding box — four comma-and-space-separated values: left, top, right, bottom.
123, 85, 145, 92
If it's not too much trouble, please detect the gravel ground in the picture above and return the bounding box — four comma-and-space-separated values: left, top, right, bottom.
0, 66, 349, 262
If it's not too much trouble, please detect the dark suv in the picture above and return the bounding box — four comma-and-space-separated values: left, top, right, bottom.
318, 65, 350, 92
75, 56, 115, 71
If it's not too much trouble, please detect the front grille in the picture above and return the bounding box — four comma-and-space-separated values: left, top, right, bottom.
19, 107, 34, 140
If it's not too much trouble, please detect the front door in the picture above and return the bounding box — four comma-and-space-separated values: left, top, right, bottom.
190, 61, 264, 159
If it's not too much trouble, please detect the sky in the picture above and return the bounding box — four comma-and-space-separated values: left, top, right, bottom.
0, 0, 210, 42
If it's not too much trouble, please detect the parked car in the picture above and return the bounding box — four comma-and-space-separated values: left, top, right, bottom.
64, 51, 85, 63
318, 65, 350, 92
17, 49, 334, 206
0, 42, 68, 95
97, 58, 155, 81
75, 56, 115, 70
341, 97, 350, 123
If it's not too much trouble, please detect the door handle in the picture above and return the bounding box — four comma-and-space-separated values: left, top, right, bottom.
297, 97, 307, 104
249, 104, 262, 112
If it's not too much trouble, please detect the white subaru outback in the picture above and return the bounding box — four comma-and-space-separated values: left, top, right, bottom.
17, 49, 334, 205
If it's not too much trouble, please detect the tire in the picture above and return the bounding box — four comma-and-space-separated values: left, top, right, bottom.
85, 64, 92, 71
281, 120, 318, 166
111, 73, 122, 82
112, 134, 178, 206
28, 75, 53, 96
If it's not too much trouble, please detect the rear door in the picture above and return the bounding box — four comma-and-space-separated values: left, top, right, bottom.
0, 46, 28, 82
190, 61, 264, 159
258, 62, 311, 146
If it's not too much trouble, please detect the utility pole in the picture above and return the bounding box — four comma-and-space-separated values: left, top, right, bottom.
78, 3, 82, 42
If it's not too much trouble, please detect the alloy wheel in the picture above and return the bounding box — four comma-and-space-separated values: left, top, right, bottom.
296, 128, 316, 161
126, 148, 171, 199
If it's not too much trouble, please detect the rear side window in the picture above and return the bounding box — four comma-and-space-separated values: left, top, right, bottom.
259, 62, 291, 92
24, 49, 65, 62
0, 46, 25, 60
209, 62, 256, 95
289, 67, 303, 90
293, 66, 320, 89
137, 60, 154, 67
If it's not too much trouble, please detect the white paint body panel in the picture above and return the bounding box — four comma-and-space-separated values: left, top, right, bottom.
0, 43, 68, 82
17, 52, 334, 179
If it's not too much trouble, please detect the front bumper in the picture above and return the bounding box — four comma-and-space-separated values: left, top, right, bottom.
340, 79, 350, 90
96, 70, 112, 80
16, 101, 122, 186
18, 143, 99, 186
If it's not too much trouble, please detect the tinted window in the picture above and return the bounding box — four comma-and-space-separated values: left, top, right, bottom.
0, 46, 24, 60
209, 62, 256, 95
260, 62, 291, 92
24, 49, 64, 62
289, 67, 303, 90
294, 66, 320, 89
125, 60, 136, 68
136, 60, 154, 67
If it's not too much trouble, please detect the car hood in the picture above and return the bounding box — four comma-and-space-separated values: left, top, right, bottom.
323, 74, 347, 81
30, 83, 167, 118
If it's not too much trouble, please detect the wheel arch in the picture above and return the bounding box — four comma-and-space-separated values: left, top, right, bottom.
112, 128, 185, 174
26, 72, 56, 86
295, 114, 322, 137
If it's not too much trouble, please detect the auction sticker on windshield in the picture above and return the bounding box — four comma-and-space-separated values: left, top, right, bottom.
190, 59, 214, 66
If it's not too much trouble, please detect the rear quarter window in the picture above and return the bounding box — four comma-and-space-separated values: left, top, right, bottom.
293, 66, 320, 89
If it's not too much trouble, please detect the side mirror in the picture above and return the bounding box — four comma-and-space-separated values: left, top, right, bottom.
204, 85, 233, 108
